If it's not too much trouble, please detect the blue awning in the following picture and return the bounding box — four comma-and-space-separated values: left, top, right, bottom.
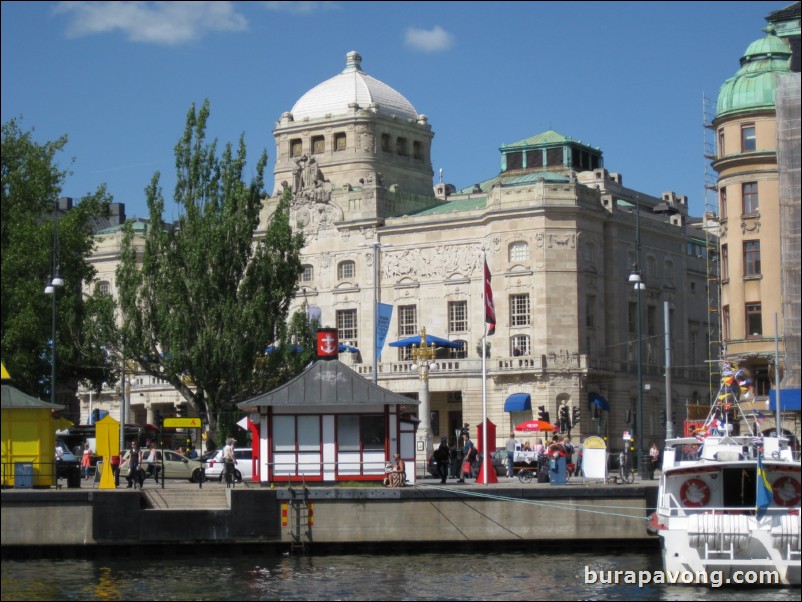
769, 389, 801, 412
588, 392, 610, 412
504, 393, 531, 412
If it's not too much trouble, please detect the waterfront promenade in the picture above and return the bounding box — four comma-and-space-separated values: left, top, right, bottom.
1, 473, 658, 552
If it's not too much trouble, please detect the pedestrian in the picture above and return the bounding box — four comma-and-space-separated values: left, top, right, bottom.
505, 432, 518, 478
433, 437, 450, 484
81, 442, 93, 480
563, 436, 575, 476
650, 441, 660, 475
386, 453, 406, 487
124, 441, 144, 488
458, 435, 475, 482
144, 442, 160, 482
222, 438, 237, 487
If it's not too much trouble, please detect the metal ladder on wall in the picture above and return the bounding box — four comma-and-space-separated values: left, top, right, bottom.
287, 484, 312, 553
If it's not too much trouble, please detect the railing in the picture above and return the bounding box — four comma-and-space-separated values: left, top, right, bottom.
1, 460, 67, 488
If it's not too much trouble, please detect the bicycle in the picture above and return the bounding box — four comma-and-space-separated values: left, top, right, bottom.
619, 450, 635, 484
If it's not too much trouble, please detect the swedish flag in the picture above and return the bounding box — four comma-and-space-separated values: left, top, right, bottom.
756, 454, 773, 519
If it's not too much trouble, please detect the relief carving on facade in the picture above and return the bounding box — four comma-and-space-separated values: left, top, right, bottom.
289, 155, 343, 233
548, 233, 576, 248
548, 349, 579, 370
381, 245, 484, 280
741, 219, 761, 234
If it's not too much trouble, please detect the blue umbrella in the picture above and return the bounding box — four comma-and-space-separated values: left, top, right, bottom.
338, 343, 360, 353
264, 345, 304, 354
389, 334, 463, 349
588, 392, 610, 412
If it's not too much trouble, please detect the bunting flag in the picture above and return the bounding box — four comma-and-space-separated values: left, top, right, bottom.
756, 454, 773, 519
484, 258, 495, 336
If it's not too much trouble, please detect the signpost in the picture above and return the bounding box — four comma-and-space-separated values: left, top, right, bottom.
161, 417, 203, 488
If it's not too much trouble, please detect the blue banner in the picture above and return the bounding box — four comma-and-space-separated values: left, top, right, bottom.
375, 303, 393, 361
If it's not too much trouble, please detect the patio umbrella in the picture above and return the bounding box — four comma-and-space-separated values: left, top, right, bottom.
514, 419, 558, 432
389, 334, 463, 349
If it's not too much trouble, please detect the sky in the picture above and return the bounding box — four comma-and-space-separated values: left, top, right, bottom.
1, 1, 790, 221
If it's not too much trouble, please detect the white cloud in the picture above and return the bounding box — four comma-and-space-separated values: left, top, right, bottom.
262, 1, 339, 14
53, 1, 248, 46
404, 25, 454, 53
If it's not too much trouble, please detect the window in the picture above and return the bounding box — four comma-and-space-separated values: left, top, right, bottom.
742, 182, 758, 214
526, 149, 543, 168
746, 303, 762, 337
721, 245, 729, 280
449, 341, 467, 359
718, 129, 725, 157
586, 295, 596, 328
448, 301, 467, 333
300, 264, 314, 283
290, 139, 302, 158
506, 151, 523, 171
97, 281, 111, 295
510, 335, 530, 356
719, 187, 727, 220
741, 124, 756, 152
338, 260, 355, 280
396, 137, 408, 156
647, 305, 657, 337
509, 241, 529, 262
722, 305, 730, 341
337, 309, 358, 345
398, 305, 417, 337
628, 302, 637, 336
510, 294, 530, 326
413, 141, 423, 160
546, 147, 562, 167
743, 241, 761, 277
312, 136, 325, 155
334, 133, 346, 151
381, 134, 391, 152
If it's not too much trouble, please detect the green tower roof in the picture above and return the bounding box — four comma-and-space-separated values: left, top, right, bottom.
716, 34, 792, 118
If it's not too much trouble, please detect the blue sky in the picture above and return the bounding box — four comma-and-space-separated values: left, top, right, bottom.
1, 1, 788, 220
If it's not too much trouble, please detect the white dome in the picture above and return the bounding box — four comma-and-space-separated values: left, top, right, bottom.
290, 51, 418, 121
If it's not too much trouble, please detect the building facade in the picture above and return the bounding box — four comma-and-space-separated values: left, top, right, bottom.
83, 51, 714, 469
711, 2, 801, 425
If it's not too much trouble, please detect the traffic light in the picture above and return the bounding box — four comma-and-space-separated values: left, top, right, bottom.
659, 409, 667, 425
625, 409, 632, 424
572, 407, 580, 426
538, 405, 550, 423
460, 423, 470, 439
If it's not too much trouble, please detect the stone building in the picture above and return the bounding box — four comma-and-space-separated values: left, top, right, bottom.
83, 51, 714, 470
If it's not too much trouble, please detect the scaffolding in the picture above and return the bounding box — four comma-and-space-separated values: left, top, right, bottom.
776, 74, 801, 393
702, 93, 723, 405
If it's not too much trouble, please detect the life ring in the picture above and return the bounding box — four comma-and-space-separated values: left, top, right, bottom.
772, 476, 802, 507
680, 478, 711, 507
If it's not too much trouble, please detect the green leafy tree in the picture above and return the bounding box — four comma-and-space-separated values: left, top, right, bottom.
1, 118, 118, 413
116, 100, 305, 441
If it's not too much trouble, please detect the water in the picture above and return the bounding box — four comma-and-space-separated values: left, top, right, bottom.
1, 550, 797, 601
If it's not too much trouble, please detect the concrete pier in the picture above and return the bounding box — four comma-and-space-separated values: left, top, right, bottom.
1, 478, 658, 550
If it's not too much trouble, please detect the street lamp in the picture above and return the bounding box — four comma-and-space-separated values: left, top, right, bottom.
359, 241, 392, 384
44, 217, 64, 406
411, 327, 438, 471
628, 201, 647, 479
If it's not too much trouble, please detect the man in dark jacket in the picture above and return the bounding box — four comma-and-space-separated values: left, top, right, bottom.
433, 437, 450, 484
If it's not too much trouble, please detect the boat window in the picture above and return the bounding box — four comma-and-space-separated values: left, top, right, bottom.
722, 467, 756, 508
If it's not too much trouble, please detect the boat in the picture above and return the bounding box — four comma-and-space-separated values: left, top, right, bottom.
653, 361, 801, 585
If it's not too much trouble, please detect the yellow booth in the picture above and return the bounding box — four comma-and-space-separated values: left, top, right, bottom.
1, 384, 65, 488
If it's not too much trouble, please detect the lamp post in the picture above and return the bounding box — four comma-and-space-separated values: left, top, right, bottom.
44, 216, 64, 406
359, 241, 392, 384
628, 202, 647, 479
411, 327, 437, 474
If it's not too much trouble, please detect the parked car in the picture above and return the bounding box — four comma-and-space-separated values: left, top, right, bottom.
120, 449, 205, 483
204, 448, 253, 483
55, 439, 80, 479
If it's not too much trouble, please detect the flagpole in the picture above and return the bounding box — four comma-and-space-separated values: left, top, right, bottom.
480, 249, 490, 484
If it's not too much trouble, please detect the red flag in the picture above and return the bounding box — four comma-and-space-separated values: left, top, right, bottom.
484, 258, 495, 335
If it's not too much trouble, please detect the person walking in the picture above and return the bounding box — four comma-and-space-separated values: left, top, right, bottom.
458, 435, 475, 483
222, 438, 237, 487
433, 437, 451, 484
124, 441, 144, 488
505, 432, 518, 478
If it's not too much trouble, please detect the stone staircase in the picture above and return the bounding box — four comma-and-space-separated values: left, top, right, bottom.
142, 487, 229, 510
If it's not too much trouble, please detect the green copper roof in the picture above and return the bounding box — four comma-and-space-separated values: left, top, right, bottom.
716, 34, 792, 117
410, 195, 488, 216
502, 130, 599, 150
